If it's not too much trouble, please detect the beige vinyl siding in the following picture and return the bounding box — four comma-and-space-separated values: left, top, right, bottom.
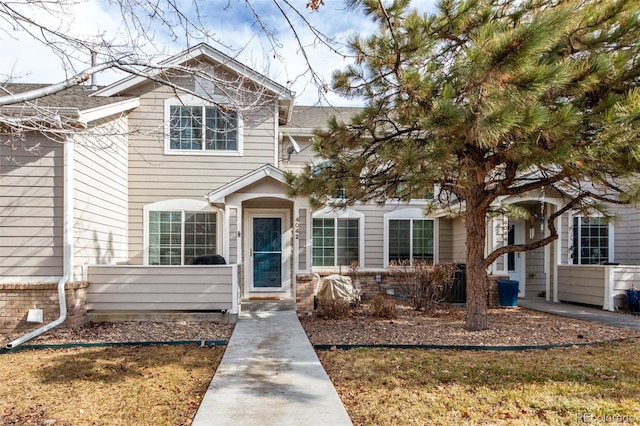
611, 203, 640, 264
125, 80, 279, 263
355, 204, 385, 268
280, 135, 317, 174
451, 217, 466, 263
86, 265, 235, 311
73, 117, 129, 272
557, 264, 605, 306
438, 218, 454, 263
0, 136, 64, 281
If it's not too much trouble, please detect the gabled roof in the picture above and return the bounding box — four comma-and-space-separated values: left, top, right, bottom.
93, 43, 295, 123
205, 164, 287, 204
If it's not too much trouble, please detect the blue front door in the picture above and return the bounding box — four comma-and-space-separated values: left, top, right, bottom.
252, 217, 282, 288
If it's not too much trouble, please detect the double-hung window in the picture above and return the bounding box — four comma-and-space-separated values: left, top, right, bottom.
388, 219, 435, 264
166, 97, 241, 154
148, 211, 217, 265
312, 210, 363, 268
571, 217, 610, 264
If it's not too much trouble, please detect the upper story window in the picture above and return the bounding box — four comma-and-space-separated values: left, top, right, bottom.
571, 216, 610, 265
165, 96, 243, 155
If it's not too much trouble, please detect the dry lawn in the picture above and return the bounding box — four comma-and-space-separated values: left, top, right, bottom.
320, 338, 640, 425
0, 345, 223, 426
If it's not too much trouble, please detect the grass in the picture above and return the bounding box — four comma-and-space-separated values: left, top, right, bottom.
319, 338, 640, 425
0, 345, 224, 425
3, 338, 640, 425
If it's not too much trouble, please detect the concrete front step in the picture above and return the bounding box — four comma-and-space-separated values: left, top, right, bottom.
240, 299, 296, 312
87, 310, 237, 323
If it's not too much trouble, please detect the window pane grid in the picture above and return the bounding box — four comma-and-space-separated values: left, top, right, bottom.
312, 218, 359, 267
573, 217, 609, 265
149, 211, 216, 265
412, 220, 434, 261
389, 219, 411, 263
169, 106, 203, 150
388, 219, 434, 264
337, 219, 359, 266
205, 107, 238, 151
169, 105, 238, 152
184, 213, 217, 264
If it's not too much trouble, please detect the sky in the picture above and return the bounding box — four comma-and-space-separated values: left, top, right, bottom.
0, 0, 437, 106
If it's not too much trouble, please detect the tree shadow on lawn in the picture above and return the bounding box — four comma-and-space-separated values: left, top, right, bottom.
32, 344, 222, 384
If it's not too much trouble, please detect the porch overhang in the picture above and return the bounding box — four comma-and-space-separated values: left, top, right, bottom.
204, 164, 289, 205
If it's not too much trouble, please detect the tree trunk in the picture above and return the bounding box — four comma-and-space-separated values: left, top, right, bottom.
464, 199, 489, 331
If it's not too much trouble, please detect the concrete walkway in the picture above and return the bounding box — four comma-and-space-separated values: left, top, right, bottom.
519, 298, 640, 330
192, 307, 352, 426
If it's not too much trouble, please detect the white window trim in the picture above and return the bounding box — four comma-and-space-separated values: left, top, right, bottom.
383, 208, 438, 268
164, 95, 244, 156
311, 207, 365, 270
143, 199, 222, 265
568, 212, 614, 265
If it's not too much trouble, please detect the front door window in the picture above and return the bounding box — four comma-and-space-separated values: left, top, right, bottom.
253, 217, 282, 288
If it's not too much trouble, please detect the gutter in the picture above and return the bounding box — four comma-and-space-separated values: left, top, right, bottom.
7, 138, 75, 349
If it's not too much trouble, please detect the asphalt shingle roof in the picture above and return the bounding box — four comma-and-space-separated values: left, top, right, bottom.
0, 83, 134, 111
283, 105, 361, 130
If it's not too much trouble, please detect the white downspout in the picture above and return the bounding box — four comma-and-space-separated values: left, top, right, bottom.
7, 139, 74, 349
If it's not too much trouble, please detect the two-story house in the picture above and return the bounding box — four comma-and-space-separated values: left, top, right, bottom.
2, 43, 639, 339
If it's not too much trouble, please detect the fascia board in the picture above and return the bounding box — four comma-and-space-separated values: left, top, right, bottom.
78, 98, 140, 123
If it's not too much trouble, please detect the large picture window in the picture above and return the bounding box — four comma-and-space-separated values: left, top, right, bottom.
148, 211, 217, 265
312, 218, 360, 267
168, 104, 239, 152
571, 217, 609, 265
388, 219, 434, 264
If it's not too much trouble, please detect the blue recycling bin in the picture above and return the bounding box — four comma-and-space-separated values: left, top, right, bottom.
626, 289, 640, 314
497, 279, 519, 307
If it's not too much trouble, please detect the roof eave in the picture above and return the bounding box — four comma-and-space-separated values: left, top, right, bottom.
78, 97, 140, 123
94, 43, 295, 101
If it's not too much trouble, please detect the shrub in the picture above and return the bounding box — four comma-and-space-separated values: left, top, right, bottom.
391, 261, 456, 312
368, 295, 397, 319
316, 297, 351, 319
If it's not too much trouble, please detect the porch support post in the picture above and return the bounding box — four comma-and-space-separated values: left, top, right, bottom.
603, 265, 615, 311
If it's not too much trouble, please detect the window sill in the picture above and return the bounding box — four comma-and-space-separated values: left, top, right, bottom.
164, 149, 243, 156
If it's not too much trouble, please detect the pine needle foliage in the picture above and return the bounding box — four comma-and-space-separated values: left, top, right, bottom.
286, 0, 640, 330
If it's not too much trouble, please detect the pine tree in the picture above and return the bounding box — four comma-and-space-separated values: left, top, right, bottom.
287, 0, 640, 330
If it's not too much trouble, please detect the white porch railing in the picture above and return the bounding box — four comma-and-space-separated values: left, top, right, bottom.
557, 264, 640, 311
85, 264, 239, 314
